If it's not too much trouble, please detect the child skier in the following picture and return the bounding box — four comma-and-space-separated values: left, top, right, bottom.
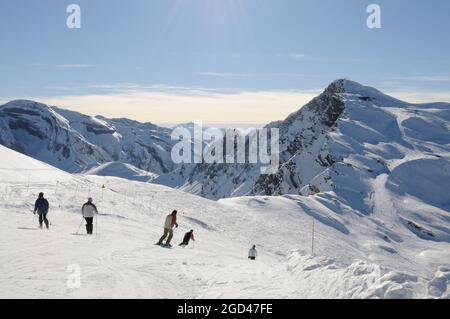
248, 245, 258, 260
179, 229, 195, 247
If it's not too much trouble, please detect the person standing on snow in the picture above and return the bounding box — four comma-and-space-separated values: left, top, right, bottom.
82, 197, 98, 235
157, 210, 178, 247
34, 192, 50, 229
248, 245, 258, 260
179, 229, 195, 247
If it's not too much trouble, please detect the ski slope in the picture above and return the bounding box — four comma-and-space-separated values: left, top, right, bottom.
85, 161, 158, 183
1, 144, 449, 298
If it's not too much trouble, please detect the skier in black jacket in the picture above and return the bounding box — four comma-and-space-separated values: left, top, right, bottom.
179, 230, 195, 247
34, 192, 50, 229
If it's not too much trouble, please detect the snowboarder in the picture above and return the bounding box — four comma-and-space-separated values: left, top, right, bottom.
179, 229, 195, 247
82, 197, 98, 235
156, 210, 178, 247
248, 245, 257, 260
34, 192, 49, 229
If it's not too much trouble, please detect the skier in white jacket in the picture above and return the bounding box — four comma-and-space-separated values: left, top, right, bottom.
248, 245, 258, 260
82, 197, 98, 235
156, 210, 178, 247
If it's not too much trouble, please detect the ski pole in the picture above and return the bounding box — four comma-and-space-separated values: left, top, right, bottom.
75, 217, 84, 235
95, 213, 98, 236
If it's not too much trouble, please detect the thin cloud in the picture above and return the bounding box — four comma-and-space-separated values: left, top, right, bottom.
30, 63, 94, 69
44, 86, 78, 91
56, 64, 93, 69
85, 83, 235, 95
196, 72, 254, 78
386, 89, 450, 104
173, 51, 310, 60
171, 51, 243, 58
3, 85, 450, 124
289, 53, 308, 59
392, 75, 450, 82
196, 72, 316, 78
20, 88, 318, 125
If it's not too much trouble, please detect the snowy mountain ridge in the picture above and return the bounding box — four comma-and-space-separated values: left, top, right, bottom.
0, 100, 175, 175
2, 80, 448, 210
152, 79, 450, 260
154, 79, 450, 212
0, 80, 449, 298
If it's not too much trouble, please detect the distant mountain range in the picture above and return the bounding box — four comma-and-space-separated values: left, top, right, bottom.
1, 80, 449, 217
1, 80, 449, 298
154, 79, 450, 215
0, 100, 175, 175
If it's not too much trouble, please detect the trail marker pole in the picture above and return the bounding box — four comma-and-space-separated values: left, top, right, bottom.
27, 175, 30, 194
311, 219, 315, 256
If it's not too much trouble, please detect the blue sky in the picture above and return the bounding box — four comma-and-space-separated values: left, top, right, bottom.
0, 0, 449, 124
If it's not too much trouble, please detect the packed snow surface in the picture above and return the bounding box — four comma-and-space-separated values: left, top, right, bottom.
1, 144, 449, 299
85, 162, 158, 183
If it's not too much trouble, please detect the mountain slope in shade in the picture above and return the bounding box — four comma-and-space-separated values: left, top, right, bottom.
0, 100, 175, 174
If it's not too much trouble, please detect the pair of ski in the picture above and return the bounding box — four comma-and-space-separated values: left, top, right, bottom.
155, 242, 173, 249
155, 243, 190, 249
17, 226, 48, 231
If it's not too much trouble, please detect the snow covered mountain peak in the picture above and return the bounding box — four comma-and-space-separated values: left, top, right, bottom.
154, 79, 450, 218
341, 79, 408, 107
0, 99, 176, 175
2, 79, 449, 214
1, 99, 68, 125
1, 80, 450, 298
2, 99, 51, 109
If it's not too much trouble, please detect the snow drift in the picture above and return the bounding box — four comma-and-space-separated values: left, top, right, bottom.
85, 162, 158, 183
